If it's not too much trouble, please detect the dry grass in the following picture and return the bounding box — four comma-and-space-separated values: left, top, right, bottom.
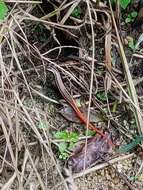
0, 3, 68, 190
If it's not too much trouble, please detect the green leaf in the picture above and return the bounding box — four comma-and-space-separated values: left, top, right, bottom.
71, 6, 81, 18
127, 36, 135, 50
125, 17, 132, 23
120, 0, 131, 9
86, 130, 96, 136
54, 131, 79, 142
59, 152, 69, 160
131, 11, 138, 18
0, 1, 8, 21
58, 142, 68, 153
119, 135, 143, 153
58, 142, 69, 160
128, 40, 135, 50
125, 11, 138, 23
54, 131, 68, 140
96, 91, 107, 101
68, 132, 79, 142
54, 131, 79, 160
69, 142, 75, 149
129, 176, 139, 181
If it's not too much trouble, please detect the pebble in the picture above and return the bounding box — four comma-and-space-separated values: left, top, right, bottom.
106, 173, 111, 180
111, 172, 116, 178
100, 170, 104, 176
114, 177, 120, 185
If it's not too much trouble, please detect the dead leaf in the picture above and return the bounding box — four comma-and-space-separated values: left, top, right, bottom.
68, 132, 113, 173
59, 104, 102, 123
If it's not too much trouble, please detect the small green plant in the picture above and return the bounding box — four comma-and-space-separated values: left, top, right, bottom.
125, 11, 138, 23
126, 36, 135, 50
111, 0, 131, 9
54, 131, 79, 141
128, 176, 139, 181
86, 130, 96, 136
54, 131, 79, 160
57, 142, 69, 160
119, 134, 143, 153
71, 6, 81, 19
120, 0, 131, 9
96, 91, 107, 101
0, 1, 8, 21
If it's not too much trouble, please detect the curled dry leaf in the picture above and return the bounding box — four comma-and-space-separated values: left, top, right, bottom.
68, 132, 113, 173
59, 104, 102, 123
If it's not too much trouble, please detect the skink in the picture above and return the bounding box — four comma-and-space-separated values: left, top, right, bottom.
47, 66, 115, 147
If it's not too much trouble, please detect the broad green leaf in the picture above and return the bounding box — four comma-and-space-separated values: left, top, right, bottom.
119, 135, 143, 153
68, 132, 79, 142
127, 36, 135, 50
96, 91, 107, 101
54, 131, 68, 140
86, 130, 96, 136
120, 0, 131, 9
71, 6, 81, 18
0, 1, 8, 21
125, 17, 132, 23
54, 131, 79, 160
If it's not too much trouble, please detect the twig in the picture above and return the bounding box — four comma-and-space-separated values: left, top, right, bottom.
73, 153, 134, 179
60, 0, 81, 24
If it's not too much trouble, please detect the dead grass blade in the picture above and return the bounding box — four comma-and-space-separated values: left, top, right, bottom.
20, 11, 84, 29
23, 148, 46, 190
104, 10, 112, 90
64, 168, 78, 190
0, 3, 72, 189
14, 93, 69, 190
0, 115, 23, 189
105, 32, 112, 70
78, 1, 96, 187
20, 149, 29, 185
41, 0, 77, 20
104, 10, 112, 71
1, 172, 17, 190
60, 0, 81, 24
23, 155, 39, 188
